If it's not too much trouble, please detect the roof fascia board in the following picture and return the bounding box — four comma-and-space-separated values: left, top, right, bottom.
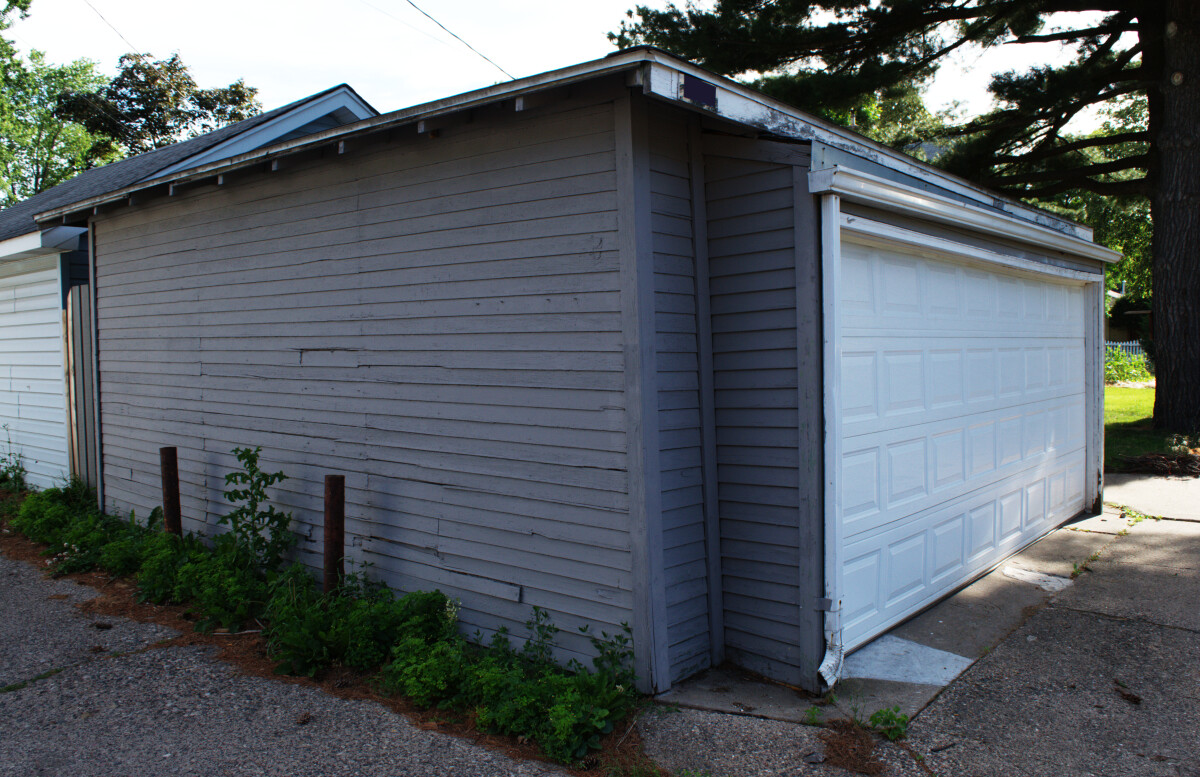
33, 54, 646, 223
153, 87, 379, 178
34, 48, 1090, 242
0, 226, 86, 263
810, 165, 1120, 264
637, 55, 1090, 240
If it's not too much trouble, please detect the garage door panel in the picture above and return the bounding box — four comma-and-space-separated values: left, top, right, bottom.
835, 236, 1091, 652
841, 395, 1085, 539
841, 448, 1087, 646
841, 243, 1086, 337
840, 339, 1086, 438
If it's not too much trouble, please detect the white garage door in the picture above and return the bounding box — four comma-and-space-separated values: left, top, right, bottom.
835, 233, 1088, 650
0, 257, 69, 490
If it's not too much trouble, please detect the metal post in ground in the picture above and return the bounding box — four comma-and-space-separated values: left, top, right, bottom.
159, 446, 182, 536
323, 475, 346, 593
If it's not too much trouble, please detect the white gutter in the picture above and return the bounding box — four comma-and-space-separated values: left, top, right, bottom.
35, 49, 1092, 243
809, 166, 1120, 264
0, 226, 87, 262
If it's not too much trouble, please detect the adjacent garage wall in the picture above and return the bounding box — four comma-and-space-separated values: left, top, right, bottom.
91, 91, 632, 661
0, 257, 68, 489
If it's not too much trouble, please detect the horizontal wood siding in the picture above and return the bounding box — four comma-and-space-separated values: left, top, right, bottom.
704, 152, 805, 679
0, 258, 69, 489
649, 109, 709, 682
92, 95, 632, 661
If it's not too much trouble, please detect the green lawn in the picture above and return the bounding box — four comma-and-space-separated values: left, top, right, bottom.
1105, 386, 1175, 470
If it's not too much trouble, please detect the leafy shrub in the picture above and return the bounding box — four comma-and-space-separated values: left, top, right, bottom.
221, 446, 294, 571
263, 564, 333, 676
174, 534, 269, 632
379, 635, 469, 707
375, 608, 638, 764
137, 531, 207, 604
1105, 346, 1153, 384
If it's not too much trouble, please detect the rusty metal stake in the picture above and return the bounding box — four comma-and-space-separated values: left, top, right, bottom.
159, 446, 182, 536
324, 475, 346, 593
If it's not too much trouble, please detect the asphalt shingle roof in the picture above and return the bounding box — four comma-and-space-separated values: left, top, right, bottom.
0, 86, 349, 243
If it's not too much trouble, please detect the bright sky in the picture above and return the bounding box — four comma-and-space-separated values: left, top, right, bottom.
8, 0, 1115, 129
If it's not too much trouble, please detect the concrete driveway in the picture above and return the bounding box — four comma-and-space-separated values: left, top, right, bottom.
645, 479, 1200, 776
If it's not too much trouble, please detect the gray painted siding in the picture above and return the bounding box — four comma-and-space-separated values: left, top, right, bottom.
92, 95, 632, 662
703, 150, 807, 680
648, 109, 710, 682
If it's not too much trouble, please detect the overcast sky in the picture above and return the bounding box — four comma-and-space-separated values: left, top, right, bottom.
8, 0, 1107, 128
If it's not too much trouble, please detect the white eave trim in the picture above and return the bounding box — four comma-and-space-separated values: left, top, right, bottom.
154, 86, 378, 178
0, 226, 86, 262
809, 166, 1120, 265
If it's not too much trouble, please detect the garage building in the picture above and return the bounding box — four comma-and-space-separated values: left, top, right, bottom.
5, 47, 1118, 693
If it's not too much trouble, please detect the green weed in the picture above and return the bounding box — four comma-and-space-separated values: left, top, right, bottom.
868, 705, 910, 741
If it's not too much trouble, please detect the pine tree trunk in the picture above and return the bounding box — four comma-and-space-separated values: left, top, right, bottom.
1148, 2, 1200, 433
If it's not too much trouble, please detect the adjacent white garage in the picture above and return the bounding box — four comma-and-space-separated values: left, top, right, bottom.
0, 256, 69, 489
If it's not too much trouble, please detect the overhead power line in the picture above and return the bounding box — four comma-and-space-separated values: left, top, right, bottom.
399, 0, 514, 80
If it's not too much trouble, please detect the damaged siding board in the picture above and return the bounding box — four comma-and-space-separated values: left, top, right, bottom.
92, 96, 632, 662
704, 149, 805, 681
648, 106, 710, 682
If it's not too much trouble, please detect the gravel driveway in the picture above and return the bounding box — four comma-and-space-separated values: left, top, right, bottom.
0, 554, 565, 777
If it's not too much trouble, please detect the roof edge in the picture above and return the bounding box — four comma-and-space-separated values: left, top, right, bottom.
35, 48, 1096, 243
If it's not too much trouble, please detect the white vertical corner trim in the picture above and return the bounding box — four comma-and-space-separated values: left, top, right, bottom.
1086, 281, 1105, 511
818, 192, 845, 687
809, 167, 1120, 265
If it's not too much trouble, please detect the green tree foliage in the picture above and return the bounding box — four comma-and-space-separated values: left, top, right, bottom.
0, 51, 110, 206
0, 0, 110, 205
1033, 96, 1151, 302
57, 52, 261, 161
615, 1, 1200, 432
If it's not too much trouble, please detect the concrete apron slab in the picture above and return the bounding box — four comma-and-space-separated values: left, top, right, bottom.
1105, 472, 1200, 521
657, 509, 1125, 724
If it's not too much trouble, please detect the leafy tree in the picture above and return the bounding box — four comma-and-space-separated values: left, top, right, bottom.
0, 50, 111, 206
57, 52, 261, 161
0, 0, 109, 204
615, 1, 1200, 433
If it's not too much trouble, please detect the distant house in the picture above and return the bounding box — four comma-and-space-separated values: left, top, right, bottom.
0, 48, 1118, 694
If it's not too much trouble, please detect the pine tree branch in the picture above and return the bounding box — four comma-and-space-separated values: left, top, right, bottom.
994, 131, 1149, 163
988, 154, 1149, 185
1010, 21, 1135, 44
1014, 176, 1150, 198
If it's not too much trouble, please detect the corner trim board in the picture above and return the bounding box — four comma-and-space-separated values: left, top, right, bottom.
615, 93, 671, 693
818, 192, 844, 688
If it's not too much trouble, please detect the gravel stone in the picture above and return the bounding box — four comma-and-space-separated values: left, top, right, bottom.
0, 555, 175, 687
0, 554, 566, 776
0, 643, 567, 776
